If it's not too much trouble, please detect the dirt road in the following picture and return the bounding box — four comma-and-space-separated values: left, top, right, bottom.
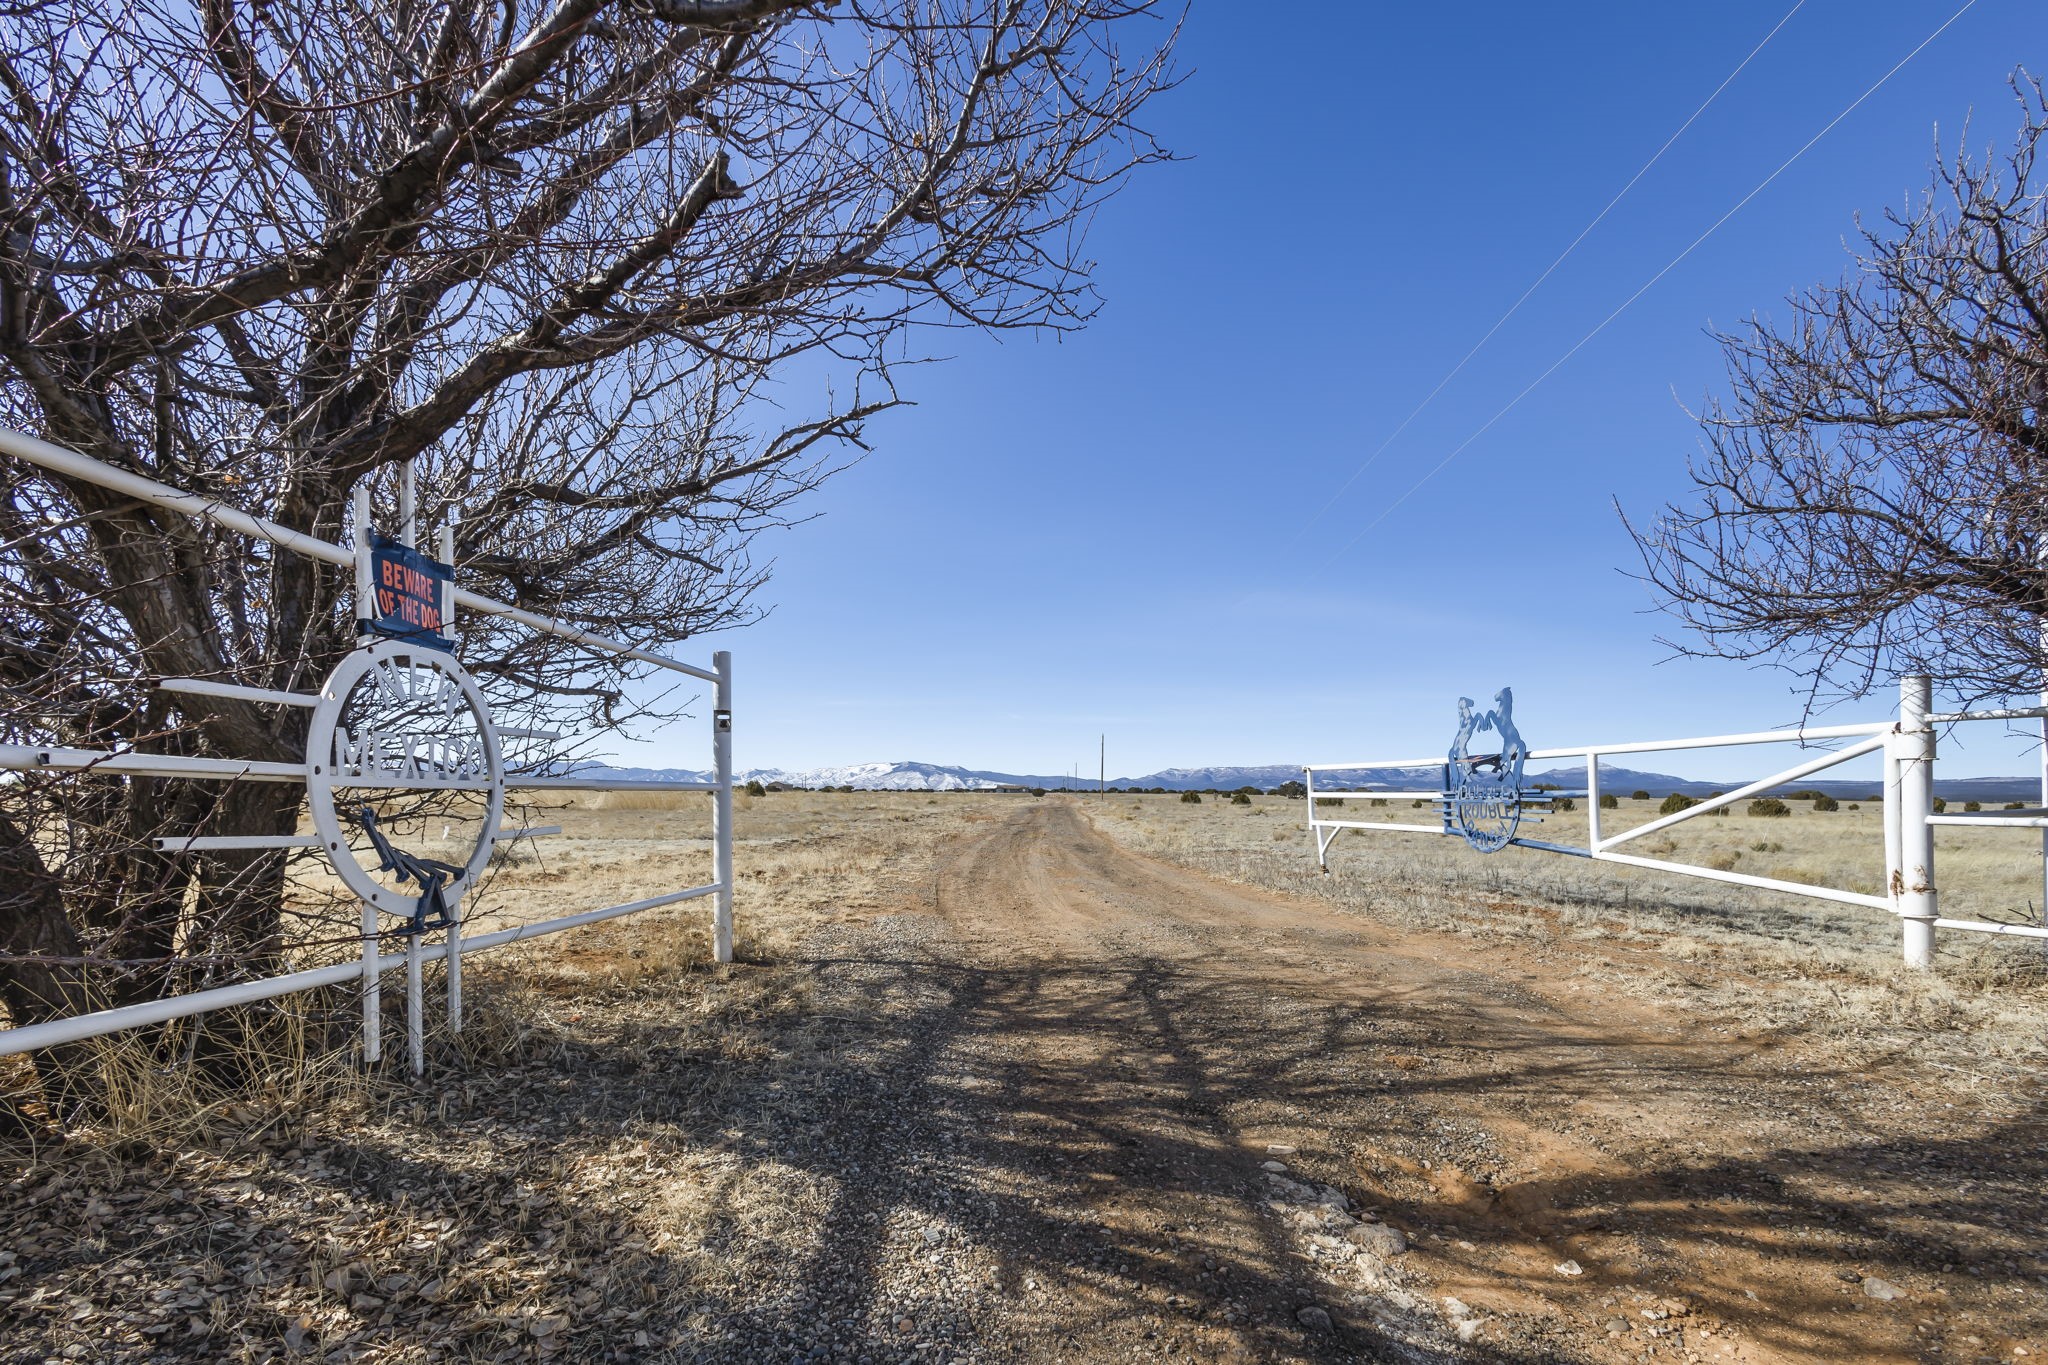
804, 797, 2045, 1363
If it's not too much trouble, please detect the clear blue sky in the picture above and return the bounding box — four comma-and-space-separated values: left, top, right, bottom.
618, 0, 2046, 783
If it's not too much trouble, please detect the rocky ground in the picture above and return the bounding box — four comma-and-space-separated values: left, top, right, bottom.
1, 795, 2043, 1363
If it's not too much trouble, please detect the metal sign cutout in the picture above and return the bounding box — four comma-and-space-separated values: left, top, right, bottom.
305, 641, 505, 923
1445, 687, 1529, 852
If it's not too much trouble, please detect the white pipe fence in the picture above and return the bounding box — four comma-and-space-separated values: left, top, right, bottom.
1306, 674, 2048, 967
0, 427, 737, 1072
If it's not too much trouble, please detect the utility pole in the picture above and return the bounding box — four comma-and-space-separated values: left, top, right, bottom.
1100, 733, 1105, 802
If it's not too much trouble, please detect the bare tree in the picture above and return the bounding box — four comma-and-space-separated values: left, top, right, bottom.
1630, 75, 2048, 711
0, 0, 1175, 1107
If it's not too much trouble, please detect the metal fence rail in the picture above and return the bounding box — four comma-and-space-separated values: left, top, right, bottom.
0, 426, 737, 1072
1306, 674, 2048, 967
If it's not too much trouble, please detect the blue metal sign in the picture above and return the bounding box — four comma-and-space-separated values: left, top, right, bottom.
1445, 687, 1530, 852
365, 533, 454, 651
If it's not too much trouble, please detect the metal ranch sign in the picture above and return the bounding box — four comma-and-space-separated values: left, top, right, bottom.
1445, 687, 1531, 852
368, 532, 453, 649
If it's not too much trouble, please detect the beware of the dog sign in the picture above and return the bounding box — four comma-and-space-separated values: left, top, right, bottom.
367, 533, 454, 650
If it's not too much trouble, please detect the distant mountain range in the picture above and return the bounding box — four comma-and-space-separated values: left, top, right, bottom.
566, 758, 2045, 802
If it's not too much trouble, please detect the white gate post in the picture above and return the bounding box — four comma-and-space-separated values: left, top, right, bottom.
351, 483, 381, 1063
1897, 674, 1938, 969
1307, 769, 1324, 873
1585, 752, 1603, 849
439, 520, 463, 1035
711, 650, 735, 963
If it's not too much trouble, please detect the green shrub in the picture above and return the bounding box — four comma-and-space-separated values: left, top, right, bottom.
1750, 839, 1783, 853
1231, 791, 1252, 806
1785, 789, 1825, 802
1180, 791, 1202, 804
1748, 798, 1790, 818
1933, 797, 1948, 814
1276, 780, 1306, 798
2007, 801, 2028, 810
1411, 799, 1426, 809
744, 779, 768, 797
1811, 794, 1839, 812
1631, 789, 1650, 800
1553, 796, 1575, 811
1847, 802, 1860, 810
1598, 793, 1619, 809
1323, 797, 1345, 808
1964, 800, 1982, 812
1659, 793, 1696, 816
1369, 798, 1386, 807
1030, 787, 1046, 797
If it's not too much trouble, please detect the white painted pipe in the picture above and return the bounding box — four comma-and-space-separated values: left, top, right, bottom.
352, 482, 374, 639
1927, 814, 2048, 828
1591, 849, 1893, 911
1925, 706, 2048, 722
1897, 676, 1938, 968
0, 742, 303, 783
159, 678, 320, 707
438, 518, 456, 638
398, 461, 417, 549
0, 426, 719, 683
1309, 818, 1454, 835
711, 651, 735, 964
1883, 742, 1903, 914
1595, 735, 1887, 852
0, 882, 723, 1059
1933, 917, 2048, 940
1585, 753, 1603, 848
1305, 722, 1893, 775
151, 835, 319, 852
406, 932, 424, 1076
505, 775, 718, 792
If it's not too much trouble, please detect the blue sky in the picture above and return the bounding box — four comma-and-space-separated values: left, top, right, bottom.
619, 0, 2045, 783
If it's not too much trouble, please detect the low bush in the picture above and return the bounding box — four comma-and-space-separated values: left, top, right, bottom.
1230, 792, 1252, 806
1847, 802, 1861, 810
2007, 801, 2028, 810
1748, 798, 1790, 818
1369, 798, 1386, 807
1180, 791, 1202, 804
1811, 794, 1839, 812
1323, 797, 1345, 808
1964, 800, 1982, 812
1751, 839, 1784, 853
744, 779, 768, 797
1933, 797, 1949, 814
1659, 793, 1696, 815
1553, 796, 1576, 811
1598, 793, 1619, 809
1631, 789, 1651, 800
1411, 799, 1426, 808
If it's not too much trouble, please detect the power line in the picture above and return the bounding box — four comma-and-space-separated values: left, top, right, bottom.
1323, 0, 1982, 566
1287, 0, 1809, 548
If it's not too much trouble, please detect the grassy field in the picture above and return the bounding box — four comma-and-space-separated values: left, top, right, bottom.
1088, 789, 2048, 1065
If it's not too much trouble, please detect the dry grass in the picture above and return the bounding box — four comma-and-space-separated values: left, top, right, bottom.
1091, 792, 2048, 1067
0, 790, 999, 1362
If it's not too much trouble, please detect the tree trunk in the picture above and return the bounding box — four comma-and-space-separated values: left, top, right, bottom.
0, 812, 100, 1121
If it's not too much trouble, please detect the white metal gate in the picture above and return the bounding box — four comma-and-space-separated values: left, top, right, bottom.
0, 426, 737, 1073
1307, 676, 2048, 968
